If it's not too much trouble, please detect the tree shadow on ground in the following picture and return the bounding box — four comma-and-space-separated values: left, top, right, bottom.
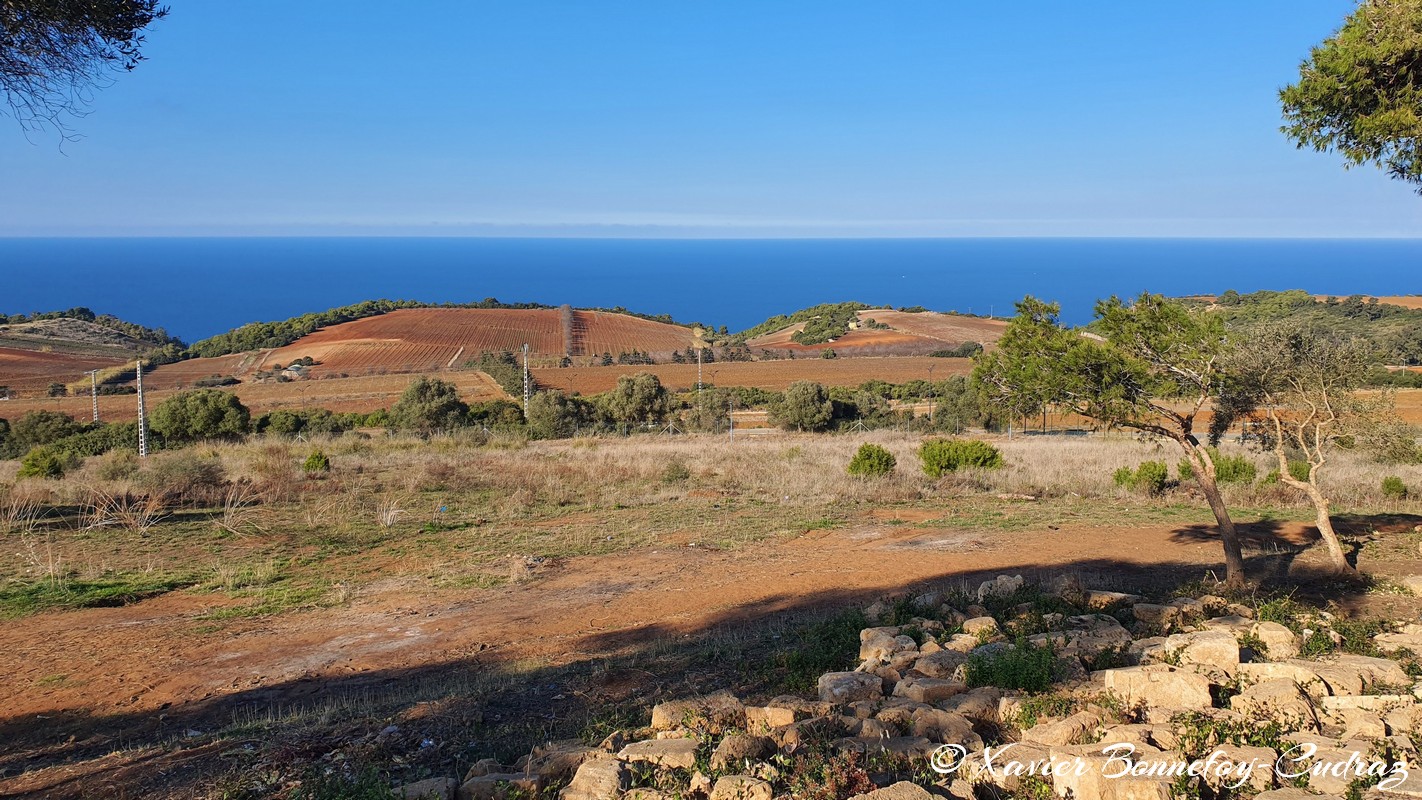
0, 541, 1410, 799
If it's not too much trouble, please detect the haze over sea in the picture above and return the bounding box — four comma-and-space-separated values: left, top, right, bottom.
1, 237, 1418, 343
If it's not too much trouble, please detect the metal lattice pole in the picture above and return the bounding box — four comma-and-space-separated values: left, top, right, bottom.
85, 369, 100, 423
522, 343, 531, 419
696, 347, 702, 397
136, 360, 148, 458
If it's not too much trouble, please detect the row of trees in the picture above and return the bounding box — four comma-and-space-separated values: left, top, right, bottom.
977, 293, 1418, 588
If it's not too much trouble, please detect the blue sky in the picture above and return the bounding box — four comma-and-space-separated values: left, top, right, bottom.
2, 1, 1418, 237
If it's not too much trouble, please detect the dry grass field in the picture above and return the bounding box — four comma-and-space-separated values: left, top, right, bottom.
2, 429, 1421, 798
0, 371, 510, 421
533, 356, 972, 394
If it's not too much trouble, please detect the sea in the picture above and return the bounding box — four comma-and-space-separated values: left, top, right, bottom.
0, 237, 1418, 343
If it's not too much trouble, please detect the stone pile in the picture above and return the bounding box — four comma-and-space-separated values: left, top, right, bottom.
397, 575, 1422, 800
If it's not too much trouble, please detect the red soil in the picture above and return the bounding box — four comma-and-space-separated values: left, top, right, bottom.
748, 311, 1006, 357
0, 348, 127, 394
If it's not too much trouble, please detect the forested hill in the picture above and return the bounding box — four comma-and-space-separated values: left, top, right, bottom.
1183, 290, 1422, 366
1, 307, 185, 353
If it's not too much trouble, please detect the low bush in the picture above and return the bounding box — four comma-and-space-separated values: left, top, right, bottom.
96, 450, 141, 482
1115, 461, 1169, 495
965, 636, 1057, 692
661, 459, 691, 483
847, 443, 896, 477
303, 449, 331, 474
919, 438, 1003, 477
17, 446, 71, 480
1383, 476, 1409, 500
139, 451, 227, 505
1178, 449, 1256, 484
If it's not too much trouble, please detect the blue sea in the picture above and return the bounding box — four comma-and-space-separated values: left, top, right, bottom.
0, 237, 1418, 343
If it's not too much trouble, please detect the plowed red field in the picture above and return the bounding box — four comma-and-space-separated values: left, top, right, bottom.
0, 372, 509, 422
0, 348, 127, 394
532, 356, 972, 394
748, 311, 1006, 356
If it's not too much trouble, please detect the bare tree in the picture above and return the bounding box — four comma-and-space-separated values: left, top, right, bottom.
2, 0, 167, 136
1219, 325, 1403, 576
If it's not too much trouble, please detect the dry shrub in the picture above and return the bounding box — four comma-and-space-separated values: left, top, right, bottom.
82, 486, 165, 534
249, 443, 300, 501
138, 451, 228, 507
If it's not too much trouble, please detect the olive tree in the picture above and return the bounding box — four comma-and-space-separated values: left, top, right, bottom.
150, 389, 250, 443
976, 294, 1248, 587
602, 372, 669, 430
1219, 325, 1405, 575
771, 380, 834, 432
391, 377, 469, 435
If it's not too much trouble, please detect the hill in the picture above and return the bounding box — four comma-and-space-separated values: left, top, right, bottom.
1182, 289, 1422, 366
0, 310, 184, 395
745, 307, 1007, 357
146, 307, 702, 388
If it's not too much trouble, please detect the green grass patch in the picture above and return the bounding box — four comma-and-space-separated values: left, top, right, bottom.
0, 573, 195, 619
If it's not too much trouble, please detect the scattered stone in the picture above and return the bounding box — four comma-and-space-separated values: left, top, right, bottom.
1161, 630, 1241, 675
1231, 679, 1319, 731
619, 738, 699, 770
909, 708, 979, 747
1166, 596, 1206, 621
459, 775, 538, 800
1020, 711, 1101, 746
911, 649, 968, 679
1085, 589, 1143, 609
397, 777, 457, 800
1401, 575, 1422, 597
1132, 603, 1181, 628
708, 776, 772, 800
1096, 665, 1214, 711
976, 574, 1024, 601
962, 616, 1001, 637
649, 692, 744, 734
743, 706, 796, 733
892, 677, 964, 703
559, 758, 629, 800
847, 782, 936, 800
1201, 745, 1276, 794
1251, 621, 1301, 660
710, 733, 775, 771
818, 672, 883, 703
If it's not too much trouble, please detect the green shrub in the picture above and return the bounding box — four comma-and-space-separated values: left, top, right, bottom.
1178, 449, 1255, 484
847, 443, 896, 477
661, 459, 691, 483
919, 438, 1003, 477
302, 449, 331, 474
1383, 476, 1409, 500
1117, 461, 1169, 495
17, 446, 70, 479
965, 636, 1058, 692
1288, 460, 1311, 482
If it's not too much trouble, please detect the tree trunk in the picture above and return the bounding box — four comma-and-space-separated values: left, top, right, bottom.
1182, 441, 1247, 588
1304, 484, 1354, 574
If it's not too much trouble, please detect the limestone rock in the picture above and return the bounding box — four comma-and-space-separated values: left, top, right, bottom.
818, 671, 883, 703
962, 616, 1000, 637
911, 649, 968, 679
1095, 665, 1214, 711
976, 574, 1024, 601
559, 758, 629, 800
909, 708, 980, 748
650, 692, 745, 734
710, 733, 775, 771
1085, 589, 1142, 609
458, 775, 538, 800
1133, 603, 1181, 628
1201, 744, 1276, 793
1401, 575, 1422, 597
619, 738, 699, 770
1251, 621, 1301, 660
1232, 679, 1318, 731
708, 776, 772, 800
847, 782, 936, 800
743, 705, 797, 733
1161, 630, 1241, 675
1020, 711, 1100, 746
397, 778, 457, 800
892, 677, 964, 704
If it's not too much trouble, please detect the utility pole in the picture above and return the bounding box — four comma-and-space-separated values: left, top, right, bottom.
522, 343, 531, 419
696, 347, 702, 397
728, 397, 734, 442
84, 369, 100, 423
136, 360, 149, 457
927, 364, 936, 424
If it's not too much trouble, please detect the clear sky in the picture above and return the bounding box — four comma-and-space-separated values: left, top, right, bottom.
2, 1, 1419, 237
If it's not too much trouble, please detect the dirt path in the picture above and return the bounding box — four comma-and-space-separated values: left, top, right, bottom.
1, 518, 1322, 723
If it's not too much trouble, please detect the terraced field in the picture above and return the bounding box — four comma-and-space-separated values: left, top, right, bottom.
748, 310, 1006, 356
0, 347, 127, 394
